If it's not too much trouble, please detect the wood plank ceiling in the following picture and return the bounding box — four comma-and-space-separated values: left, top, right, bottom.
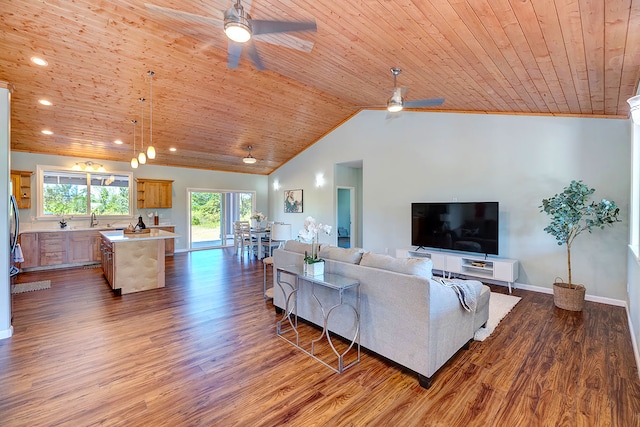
2, 0, 640, 174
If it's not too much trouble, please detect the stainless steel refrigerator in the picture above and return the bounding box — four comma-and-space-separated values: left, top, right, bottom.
9, 194, 19, 321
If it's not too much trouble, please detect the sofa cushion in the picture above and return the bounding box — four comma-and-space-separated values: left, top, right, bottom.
283, 240, 323, 255
359, 252, 433, 278
318, 246, 366, 264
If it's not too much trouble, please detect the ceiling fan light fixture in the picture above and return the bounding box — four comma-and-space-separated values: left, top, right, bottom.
243, 145, 257, 164
224, 3, 252, 43
225, 21, 252, 43
387, 99, 403, 113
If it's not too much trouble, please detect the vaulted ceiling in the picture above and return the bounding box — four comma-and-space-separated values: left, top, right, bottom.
2, 0, 640, 175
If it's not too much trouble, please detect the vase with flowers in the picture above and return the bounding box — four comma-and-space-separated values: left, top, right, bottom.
298, 216, 332, 276
251, 212, 267, 228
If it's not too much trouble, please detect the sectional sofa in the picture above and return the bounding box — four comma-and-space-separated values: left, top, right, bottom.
272, 241, 491, 388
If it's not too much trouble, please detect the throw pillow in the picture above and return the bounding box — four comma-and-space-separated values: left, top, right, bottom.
359, 252, 433, 278
318, 246, 366, 264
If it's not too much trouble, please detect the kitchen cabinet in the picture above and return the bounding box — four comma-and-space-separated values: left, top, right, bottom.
11, 170, 33, 209
69, 231, 101, 264
19, 229, 104, 270
136, 178, 173, 209
18, 233, 39, 268
100, 235, 114, 287
39, 232, 69, 266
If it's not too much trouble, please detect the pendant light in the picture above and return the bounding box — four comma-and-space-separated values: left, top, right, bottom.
138, 98, 147, 164
147, 71, 156, 159
131, 119, 139, 169
243, 145, 257, 164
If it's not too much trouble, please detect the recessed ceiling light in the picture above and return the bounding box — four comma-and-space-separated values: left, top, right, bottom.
114, 139, 123, 145
41, 129, 53, 135
30, 56, 48, 66
169, 147, 176, 152
38, 99, 52, 106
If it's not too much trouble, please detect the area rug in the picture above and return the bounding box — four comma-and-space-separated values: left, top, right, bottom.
12, 280, 51, 294
474, 292, 521, 341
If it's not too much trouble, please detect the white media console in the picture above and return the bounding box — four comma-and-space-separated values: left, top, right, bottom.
396, 248, 519, 293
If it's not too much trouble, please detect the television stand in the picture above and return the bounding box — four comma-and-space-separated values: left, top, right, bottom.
396, 248, 519, 293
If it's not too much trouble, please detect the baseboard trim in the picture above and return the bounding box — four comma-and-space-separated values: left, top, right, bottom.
0, 325, 14, 340
504, 282, 627, 307
627, 304, 640, 380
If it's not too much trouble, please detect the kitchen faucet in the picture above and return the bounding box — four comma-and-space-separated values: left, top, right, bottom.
90, 212, 98, 228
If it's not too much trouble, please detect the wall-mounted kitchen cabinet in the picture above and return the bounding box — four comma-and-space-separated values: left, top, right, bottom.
136, 178, 173, 209
11, 170, 33, 209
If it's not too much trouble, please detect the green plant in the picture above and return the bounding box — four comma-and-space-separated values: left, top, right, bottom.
539, 180, 621, 288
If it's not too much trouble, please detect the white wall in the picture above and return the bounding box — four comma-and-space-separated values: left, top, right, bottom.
268, 110, 631, 300
10, 152, 269, 251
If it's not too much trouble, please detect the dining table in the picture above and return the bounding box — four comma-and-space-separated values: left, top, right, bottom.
250, 227, 271, 259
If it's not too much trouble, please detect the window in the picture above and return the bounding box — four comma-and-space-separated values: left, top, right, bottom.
37, 166, 133, 218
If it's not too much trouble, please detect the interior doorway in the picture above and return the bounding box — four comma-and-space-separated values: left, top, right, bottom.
336, 187, 355, 248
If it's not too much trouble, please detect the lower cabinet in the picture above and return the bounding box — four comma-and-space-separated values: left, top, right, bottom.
38, 232, 68, 266
19, 230, 103, 270
18, 233, 39, 269
69, 231, 101, 264
100, 235, 114, 287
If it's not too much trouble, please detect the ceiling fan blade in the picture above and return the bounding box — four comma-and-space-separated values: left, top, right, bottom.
251, 19, 317, 36
253, 33, 314, 53
245, 40, 265, 71
404, 98, 445, 108
228, 41, 243, 69
145, 3, 224, 26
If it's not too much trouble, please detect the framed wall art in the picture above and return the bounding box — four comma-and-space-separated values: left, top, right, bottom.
284, 189, 303, 213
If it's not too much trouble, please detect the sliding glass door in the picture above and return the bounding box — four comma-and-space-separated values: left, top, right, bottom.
189, 190, 254, 249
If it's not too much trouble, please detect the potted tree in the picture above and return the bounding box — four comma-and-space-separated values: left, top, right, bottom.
540, 180, 621, 311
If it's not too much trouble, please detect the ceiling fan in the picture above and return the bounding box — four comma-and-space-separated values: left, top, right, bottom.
145, 1, 317, 70
386, 68, 444, 113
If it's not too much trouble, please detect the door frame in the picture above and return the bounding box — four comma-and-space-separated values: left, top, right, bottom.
336, 186, 356, 248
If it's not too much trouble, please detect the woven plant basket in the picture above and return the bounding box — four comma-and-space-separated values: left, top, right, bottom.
553, 280, 586, 312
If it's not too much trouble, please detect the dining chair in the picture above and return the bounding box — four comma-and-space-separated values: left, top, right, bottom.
262, 223, 291, 257
234, 221, 254, 257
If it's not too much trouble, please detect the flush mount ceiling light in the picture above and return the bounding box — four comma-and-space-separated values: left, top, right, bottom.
224, 1, 252, 43
38, 99, 52, 106
243, 145, 257, 164
41, 129, 53, 135
72, 161, 105, 172
30, 56, 48, 66
628, 95, 640, 124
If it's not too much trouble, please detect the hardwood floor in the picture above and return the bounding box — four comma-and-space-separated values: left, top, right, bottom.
1, 249, 639, 426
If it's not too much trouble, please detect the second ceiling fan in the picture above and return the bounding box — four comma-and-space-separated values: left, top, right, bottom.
145, 0, 317, 70
386, 68, 445, 113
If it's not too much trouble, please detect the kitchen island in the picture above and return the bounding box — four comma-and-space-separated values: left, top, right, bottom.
100, 229, 179, 295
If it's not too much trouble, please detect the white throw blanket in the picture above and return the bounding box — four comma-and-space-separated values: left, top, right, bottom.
436, 278, 479, 312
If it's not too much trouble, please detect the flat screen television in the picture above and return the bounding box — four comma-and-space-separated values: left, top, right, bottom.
411, 202, 499, 255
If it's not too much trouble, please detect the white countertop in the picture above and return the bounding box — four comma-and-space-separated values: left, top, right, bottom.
20, 224, 175, 233
100, 229, 179, 242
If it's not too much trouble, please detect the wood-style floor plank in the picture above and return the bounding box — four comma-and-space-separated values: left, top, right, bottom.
1, 249, 639, 426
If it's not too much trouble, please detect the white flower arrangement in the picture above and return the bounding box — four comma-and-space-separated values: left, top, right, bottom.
298, 216, 332, 263
251, 212, 267, 222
